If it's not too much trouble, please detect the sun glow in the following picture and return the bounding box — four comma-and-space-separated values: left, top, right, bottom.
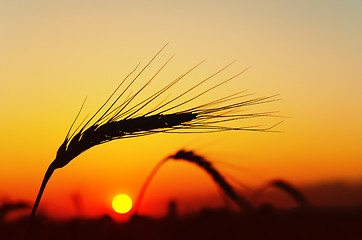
112, 194, 133, 214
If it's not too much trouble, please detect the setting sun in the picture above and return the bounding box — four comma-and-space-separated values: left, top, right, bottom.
112, 194, 133, 214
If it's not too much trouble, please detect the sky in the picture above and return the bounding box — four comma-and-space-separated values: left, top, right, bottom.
1, 0, 362, 219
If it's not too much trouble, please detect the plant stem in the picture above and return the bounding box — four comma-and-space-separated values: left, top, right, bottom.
25, 165, 55, 240
133, 158, 168, 215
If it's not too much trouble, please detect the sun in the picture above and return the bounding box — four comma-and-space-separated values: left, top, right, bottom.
112, 194, 133, 214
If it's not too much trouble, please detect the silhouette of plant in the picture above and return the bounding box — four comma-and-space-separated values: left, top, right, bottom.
28, 44, 279, 237
0, 201, 30, 221
255, 179, 309, 207
134, 149, 253, 215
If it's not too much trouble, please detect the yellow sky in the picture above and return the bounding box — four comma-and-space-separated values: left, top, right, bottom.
1, 0, 361, 218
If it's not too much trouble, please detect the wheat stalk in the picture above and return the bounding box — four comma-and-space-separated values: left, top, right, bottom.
27, 44, 279, 237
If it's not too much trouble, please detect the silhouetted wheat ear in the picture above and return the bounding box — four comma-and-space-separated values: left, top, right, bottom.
28, 43, 279, 237
271, 180, 309, 207
0, 202, 30, 221
170, 150, 253, 212
254, 179, 309, 208
133, 150, 253, 215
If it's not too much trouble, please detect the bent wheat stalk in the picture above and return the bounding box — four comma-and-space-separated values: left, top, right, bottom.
134, 150, 253, 215
28, 44, 279, 236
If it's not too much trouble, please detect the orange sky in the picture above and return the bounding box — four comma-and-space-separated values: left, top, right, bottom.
1, 0, 362, 219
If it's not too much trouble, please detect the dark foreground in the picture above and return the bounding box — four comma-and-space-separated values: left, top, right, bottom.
2, 206, 362, 240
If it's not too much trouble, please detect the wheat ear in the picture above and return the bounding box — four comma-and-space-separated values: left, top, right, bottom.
170, 150, 253, 212
270, 180, 309, 207
254, 179, 309, 208
27, 44, 279, 237
134, 150, 253, 215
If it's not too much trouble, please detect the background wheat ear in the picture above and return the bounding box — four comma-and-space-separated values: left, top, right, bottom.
0, 201, 30, 222
271, 179, 309, 207
253, 179, 309, 208
134, 149, 253, 215
170, 150, 253, 212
